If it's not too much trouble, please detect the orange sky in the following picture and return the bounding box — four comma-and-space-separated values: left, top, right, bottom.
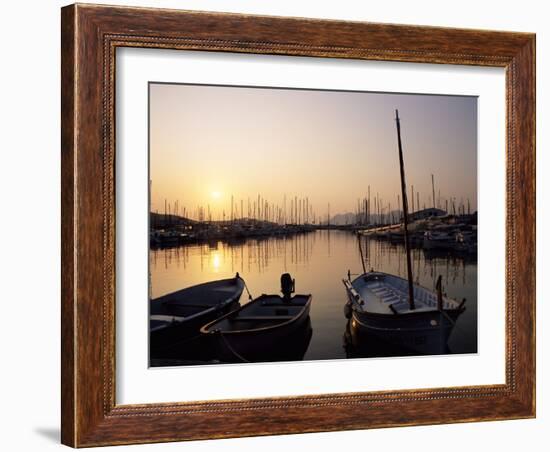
149, 83, 477, 220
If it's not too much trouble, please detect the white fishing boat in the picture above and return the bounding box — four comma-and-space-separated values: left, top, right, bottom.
343, 272, 465, 354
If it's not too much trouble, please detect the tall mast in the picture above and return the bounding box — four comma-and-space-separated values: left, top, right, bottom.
368, 185, 371, 225
395, 110, 415, 310
431, 174, 436, 209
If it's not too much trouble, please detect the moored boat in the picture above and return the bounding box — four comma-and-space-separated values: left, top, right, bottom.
423, 230, 455, 250
201, 274, 312, 363
343, 272, 465, 355
150, 229, 193, 247
343, 110, 466, 356
455, 231, 477, 254
150, 274, 245, 356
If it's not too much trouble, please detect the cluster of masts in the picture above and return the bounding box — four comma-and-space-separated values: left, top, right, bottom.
224, 194, 319, 225
352, 178, 472, 226
151, 175, 473, 228
153, 194, 322, 226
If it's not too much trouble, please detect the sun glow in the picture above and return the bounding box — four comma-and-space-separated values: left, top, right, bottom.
211, 252, 221, 272
211, 191, 222, 200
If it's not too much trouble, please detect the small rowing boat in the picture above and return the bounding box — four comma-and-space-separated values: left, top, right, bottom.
201, 273, 312, 363
150, 274, 245, 355
343, 272, 465, 354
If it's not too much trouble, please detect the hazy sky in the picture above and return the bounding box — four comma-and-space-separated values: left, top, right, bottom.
149, 83, 477, 220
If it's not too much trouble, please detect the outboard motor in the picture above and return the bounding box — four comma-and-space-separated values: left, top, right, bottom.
280, 273, 295, 302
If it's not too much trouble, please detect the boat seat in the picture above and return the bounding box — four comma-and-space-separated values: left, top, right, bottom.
260, 303, 290, 307
391, 301, 409, 311
150, 314, 186, 322
164, 301, 221, 308
234, 315, 294, 321
260, 302, 306, 307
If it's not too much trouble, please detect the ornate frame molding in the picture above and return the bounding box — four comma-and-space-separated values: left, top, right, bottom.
61, 4, 535, 447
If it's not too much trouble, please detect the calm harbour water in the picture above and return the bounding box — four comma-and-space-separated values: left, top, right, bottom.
150, 230, 477, 361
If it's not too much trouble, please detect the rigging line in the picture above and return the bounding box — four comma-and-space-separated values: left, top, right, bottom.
356, 233, 367, 274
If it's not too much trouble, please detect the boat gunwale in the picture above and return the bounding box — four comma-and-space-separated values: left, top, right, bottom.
150, 276, 245, 332
350, 304, 465, 320
350, 310, 460, 332
151, 276, 244, 305
150, 305, 219, 331
344, 271, 465, 317
200, 294, 312, 335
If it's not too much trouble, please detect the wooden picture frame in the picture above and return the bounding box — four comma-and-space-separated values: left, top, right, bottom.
61, 3, 535, 447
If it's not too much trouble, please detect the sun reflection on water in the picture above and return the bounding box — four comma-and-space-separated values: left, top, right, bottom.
211, 252, 221, 272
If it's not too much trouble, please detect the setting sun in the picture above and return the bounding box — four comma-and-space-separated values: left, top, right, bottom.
211, 191, 222, 200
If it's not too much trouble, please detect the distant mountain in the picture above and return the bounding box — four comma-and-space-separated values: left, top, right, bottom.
150, 212, 197, 228
328, 211, 403, 225
328, 212, 356, 225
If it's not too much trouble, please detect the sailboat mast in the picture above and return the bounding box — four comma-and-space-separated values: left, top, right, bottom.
431, 174, 436, 209
395, 110, 415, 310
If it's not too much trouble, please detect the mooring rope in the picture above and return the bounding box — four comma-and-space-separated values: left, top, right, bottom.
218, 332, 251, 363
439, 307, 470, 340
243, 281, 254, 300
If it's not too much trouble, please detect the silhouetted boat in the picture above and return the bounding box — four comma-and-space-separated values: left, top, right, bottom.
343, 272, 465, 354
150, 274, 245, 354
201, 274, 312, 363
423, 230, 456, 250
150, 229, 194, 247
455, 231, 477, 254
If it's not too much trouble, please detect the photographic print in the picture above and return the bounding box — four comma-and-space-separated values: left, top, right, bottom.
148, 83, 478, 367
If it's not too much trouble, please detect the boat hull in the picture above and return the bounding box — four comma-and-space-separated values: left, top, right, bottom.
215, 315, 312, 363
343, 272, 465, 356
346, 308, 462, 356
150, 301, 240, 358
204, 295, 312, 363
149, 276, 245, 358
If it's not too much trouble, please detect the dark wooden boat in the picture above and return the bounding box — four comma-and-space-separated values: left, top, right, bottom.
201, 274, 312, 363
150, 274, 245, 355
343, 272, 465, 355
